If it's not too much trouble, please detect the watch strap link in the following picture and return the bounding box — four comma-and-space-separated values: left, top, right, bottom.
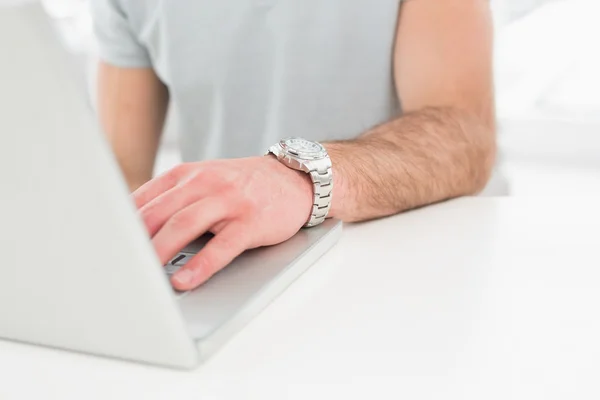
306, 160, 333, 228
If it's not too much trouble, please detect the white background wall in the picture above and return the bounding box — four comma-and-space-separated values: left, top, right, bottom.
492, 0, 600, 195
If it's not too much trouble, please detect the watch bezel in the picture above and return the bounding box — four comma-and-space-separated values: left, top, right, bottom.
279, 137, 327, 161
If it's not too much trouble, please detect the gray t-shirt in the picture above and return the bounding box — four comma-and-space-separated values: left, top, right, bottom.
90, 0, 402, 161
90, 0, 508, 195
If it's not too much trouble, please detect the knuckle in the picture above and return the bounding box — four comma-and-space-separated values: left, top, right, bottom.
211, 175, 237, 195
188, 168, 207, 183
139, 194, 168, 221
166, 210, 193, 232
139, 202, 156, 221
169, 163, 190, 180
239, 194, 260, 213
222, 172, 240, 188
225, 182, 254, 206
142, 213, 165, 236
190, 167, 225, 190
140, 209, 158, 231
221, 195, 250, 218
220, 181, 237, 194
139, 198, 158, 218
214, 233, 239, 251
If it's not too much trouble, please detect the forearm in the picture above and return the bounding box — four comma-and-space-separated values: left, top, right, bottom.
104, 126, 162, 192
325, 106, 496, 222
97, 63, 169, 192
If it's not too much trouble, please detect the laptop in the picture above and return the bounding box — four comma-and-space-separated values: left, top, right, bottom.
0, 3, 342, 369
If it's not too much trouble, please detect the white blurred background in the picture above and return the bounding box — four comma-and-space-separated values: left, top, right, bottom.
6, 0, 600, 195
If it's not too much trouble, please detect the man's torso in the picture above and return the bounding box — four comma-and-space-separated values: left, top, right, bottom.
117, 0, 403, 161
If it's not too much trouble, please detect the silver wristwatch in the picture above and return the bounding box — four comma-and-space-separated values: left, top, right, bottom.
267, 137, 333, 228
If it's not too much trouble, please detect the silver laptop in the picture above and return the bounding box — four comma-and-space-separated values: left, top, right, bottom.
0, 3, 342, 369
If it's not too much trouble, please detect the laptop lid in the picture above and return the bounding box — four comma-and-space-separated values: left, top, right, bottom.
0, 3, 198, 368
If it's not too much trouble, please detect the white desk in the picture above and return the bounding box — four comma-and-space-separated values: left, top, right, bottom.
2, 197, 599, 400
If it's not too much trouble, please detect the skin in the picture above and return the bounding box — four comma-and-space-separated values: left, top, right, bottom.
98, 0, 496, 291
97, 66, 169, 192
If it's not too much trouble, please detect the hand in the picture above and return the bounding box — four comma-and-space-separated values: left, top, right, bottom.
133, 156, 314, 291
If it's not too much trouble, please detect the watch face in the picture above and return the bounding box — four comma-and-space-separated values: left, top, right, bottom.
280, 137, 325, 159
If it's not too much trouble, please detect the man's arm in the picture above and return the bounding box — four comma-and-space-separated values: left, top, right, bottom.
132, 0, 496, 291
327, 0, 496, 222
97, 62, 169, 192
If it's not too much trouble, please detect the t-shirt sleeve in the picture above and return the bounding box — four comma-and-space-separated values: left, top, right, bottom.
89, 0, 151, 68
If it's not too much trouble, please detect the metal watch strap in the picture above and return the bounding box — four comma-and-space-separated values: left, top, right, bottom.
306, 159, 333, 228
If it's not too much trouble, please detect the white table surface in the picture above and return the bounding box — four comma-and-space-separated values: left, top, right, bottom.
2, 197, 599, 400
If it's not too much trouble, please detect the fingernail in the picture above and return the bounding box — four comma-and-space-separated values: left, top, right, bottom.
173, 269, 194, 285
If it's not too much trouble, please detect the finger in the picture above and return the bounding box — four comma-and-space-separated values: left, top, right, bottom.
152, 197, 230, 265
139, 182, 211, 237
132, 167, 182, 209
171, 224, 250, 291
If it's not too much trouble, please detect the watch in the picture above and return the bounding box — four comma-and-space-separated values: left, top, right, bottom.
267, 137, 333, 228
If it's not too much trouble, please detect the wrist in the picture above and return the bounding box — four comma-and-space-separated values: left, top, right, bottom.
322, 142, 348, 221
265, 137, 335, 227
263, 155, 315, 222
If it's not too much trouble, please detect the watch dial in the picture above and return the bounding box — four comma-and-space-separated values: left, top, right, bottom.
282, 137, 324, 155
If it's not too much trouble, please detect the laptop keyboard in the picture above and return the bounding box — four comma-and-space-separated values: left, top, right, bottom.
165, 252, 194, 275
